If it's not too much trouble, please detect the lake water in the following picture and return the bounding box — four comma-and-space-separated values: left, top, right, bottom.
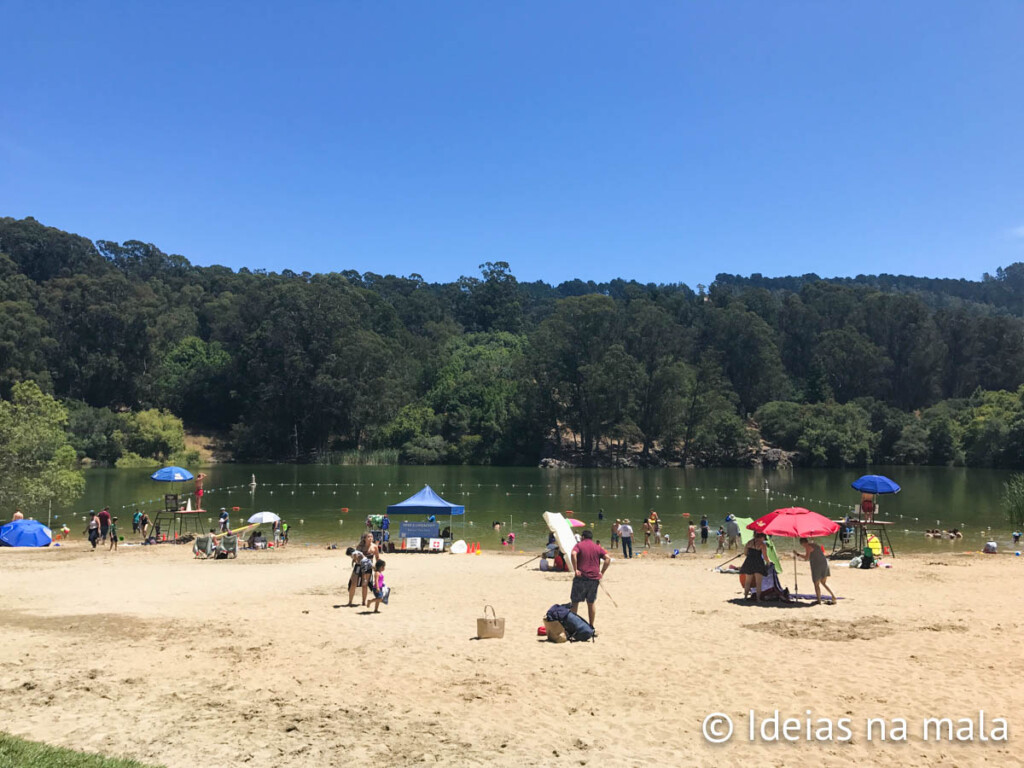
47, 465, 1020, 554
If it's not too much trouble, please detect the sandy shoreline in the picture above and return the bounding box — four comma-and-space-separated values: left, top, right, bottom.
0, 540, 1020, 767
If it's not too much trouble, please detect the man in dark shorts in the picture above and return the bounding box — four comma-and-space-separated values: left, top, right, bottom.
570, 529, 612, 628
97, 506, 112, 543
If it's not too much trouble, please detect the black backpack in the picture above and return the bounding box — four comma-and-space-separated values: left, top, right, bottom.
545, 603, 596, 642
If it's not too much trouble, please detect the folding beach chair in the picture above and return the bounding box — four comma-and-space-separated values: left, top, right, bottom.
216, 535, 239, 559
193, 535, 214, 559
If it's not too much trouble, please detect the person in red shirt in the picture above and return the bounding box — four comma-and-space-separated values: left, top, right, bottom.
97, 507, 112, 543
570, 530, 612, 628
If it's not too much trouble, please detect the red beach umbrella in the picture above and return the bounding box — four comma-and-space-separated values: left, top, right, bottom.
747, 507, 792, 532
750, 507, 838, 538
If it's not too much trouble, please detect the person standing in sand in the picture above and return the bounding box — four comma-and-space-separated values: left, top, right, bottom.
740, 532, 770, 601
794, 538, 836, 605
108, 517, 119, 552
570, 530, 611, 628
358, 532, 380, 562
618, 519, 634, 559
346, 546, 374, 606
85, 512, 100, 550
610, 520, 620, 551
98, 507, 112, 543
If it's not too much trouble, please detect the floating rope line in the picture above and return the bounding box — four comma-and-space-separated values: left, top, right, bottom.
96, 480, 992, 536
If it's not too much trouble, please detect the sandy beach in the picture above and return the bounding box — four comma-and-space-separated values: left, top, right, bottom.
0, 539, 1019, 767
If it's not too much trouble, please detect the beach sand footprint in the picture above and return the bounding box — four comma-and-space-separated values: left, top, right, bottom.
746, 616, 892, 641
747, 616, 970, 642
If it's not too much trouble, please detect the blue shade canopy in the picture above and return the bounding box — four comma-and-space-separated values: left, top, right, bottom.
851, 475, 901, 494
150, 466, 194, 482
0, 519, 53, 547
386, 485, 465, 516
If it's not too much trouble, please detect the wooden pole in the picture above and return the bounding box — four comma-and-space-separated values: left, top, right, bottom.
514, 553, 543, 570
599, 581, 619, 608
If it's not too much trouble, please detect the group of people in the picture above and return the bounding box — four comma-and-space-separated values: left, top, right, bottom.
608, 518, 634, 558
925, 528, 963, 540
84, 507, 120, 551
737, 531, 836, 605
607, 510, 751, 559
345, 531, 390, 612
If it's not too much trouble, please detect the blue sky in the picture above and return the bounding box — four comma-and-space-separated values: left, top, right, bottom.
2, 1, 1022, 286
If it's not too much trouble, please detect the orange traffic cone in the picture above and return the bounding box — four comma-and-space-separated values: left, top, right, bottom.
474, 542, 481, 555
401, 538, 406, 550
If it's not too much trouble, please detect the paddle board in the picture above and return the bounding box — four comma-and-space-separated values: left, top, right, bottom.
542, 512, 577, 568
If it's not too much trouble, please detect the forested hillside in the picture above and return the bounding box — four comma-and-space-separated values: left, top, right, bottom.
5, 215, 1024, 468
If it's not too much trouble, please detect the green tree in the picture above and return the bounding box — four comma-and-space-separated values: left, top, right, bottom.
1002, 474, 1024, 529
0, 381, 85, 512
424, 332, 531, 464
679, 358, 751, 465
892, 419, 929, 464
700, 305, 790, 413
150, 336, 234, 428
65, 401, 125, 465
531, 295, 620, 454
120, 409, 193, 463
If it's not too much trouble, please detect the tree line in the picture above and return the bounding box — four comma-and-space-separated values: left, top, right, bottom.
4, 214, 1024, 469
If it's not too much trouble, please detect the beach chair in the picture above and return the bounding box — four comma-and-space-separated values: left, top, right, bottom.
217, 535, 239, 559
193, 535, 214, 559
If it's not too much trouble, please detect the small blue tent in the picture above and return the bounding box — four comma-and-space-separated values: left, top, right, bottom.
386, 485, 465, 516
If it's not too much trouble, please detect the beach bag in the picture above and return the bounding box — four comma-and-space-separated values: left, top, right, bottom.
476, 605, 505, 639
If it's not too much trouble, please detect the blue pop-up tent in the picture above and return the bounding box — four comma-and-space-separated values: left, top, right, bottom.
387, 485, 465, 542
386, 485, 465, 516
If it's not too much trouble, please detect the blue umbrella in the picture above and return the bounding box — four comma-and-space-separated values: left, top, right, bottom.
851, 475, 901, 494
150, 466, 194, 482
0, 519, 53, 547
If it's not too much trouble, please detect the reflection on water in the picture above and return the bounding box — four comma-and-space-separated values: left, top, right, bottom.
49, 465, 1017, 554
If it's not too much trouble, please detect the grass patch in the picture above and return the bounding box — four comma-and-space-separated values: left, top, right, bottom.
0, 733, 163, 768
315, 448, 399, 465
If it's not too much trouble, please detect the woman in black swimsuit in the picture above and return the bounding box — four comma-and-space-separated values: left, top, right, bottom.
739, 532, 770, 601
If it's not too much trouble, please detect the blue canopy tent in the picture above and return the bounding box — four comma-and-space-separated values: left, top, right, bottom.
387, 485, 465, 545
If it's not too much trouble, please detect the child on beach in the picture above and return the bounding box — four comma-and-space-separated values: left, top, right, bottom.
716, 526, 726, 554
686, 523, 697, 553
108, 517, 119, 551
368, 560, 389, 613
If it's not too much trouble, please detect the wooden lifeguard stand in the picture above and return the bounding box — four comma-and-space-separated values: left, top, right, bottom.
830, 519, 897, 559
151, 494, 206, 540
